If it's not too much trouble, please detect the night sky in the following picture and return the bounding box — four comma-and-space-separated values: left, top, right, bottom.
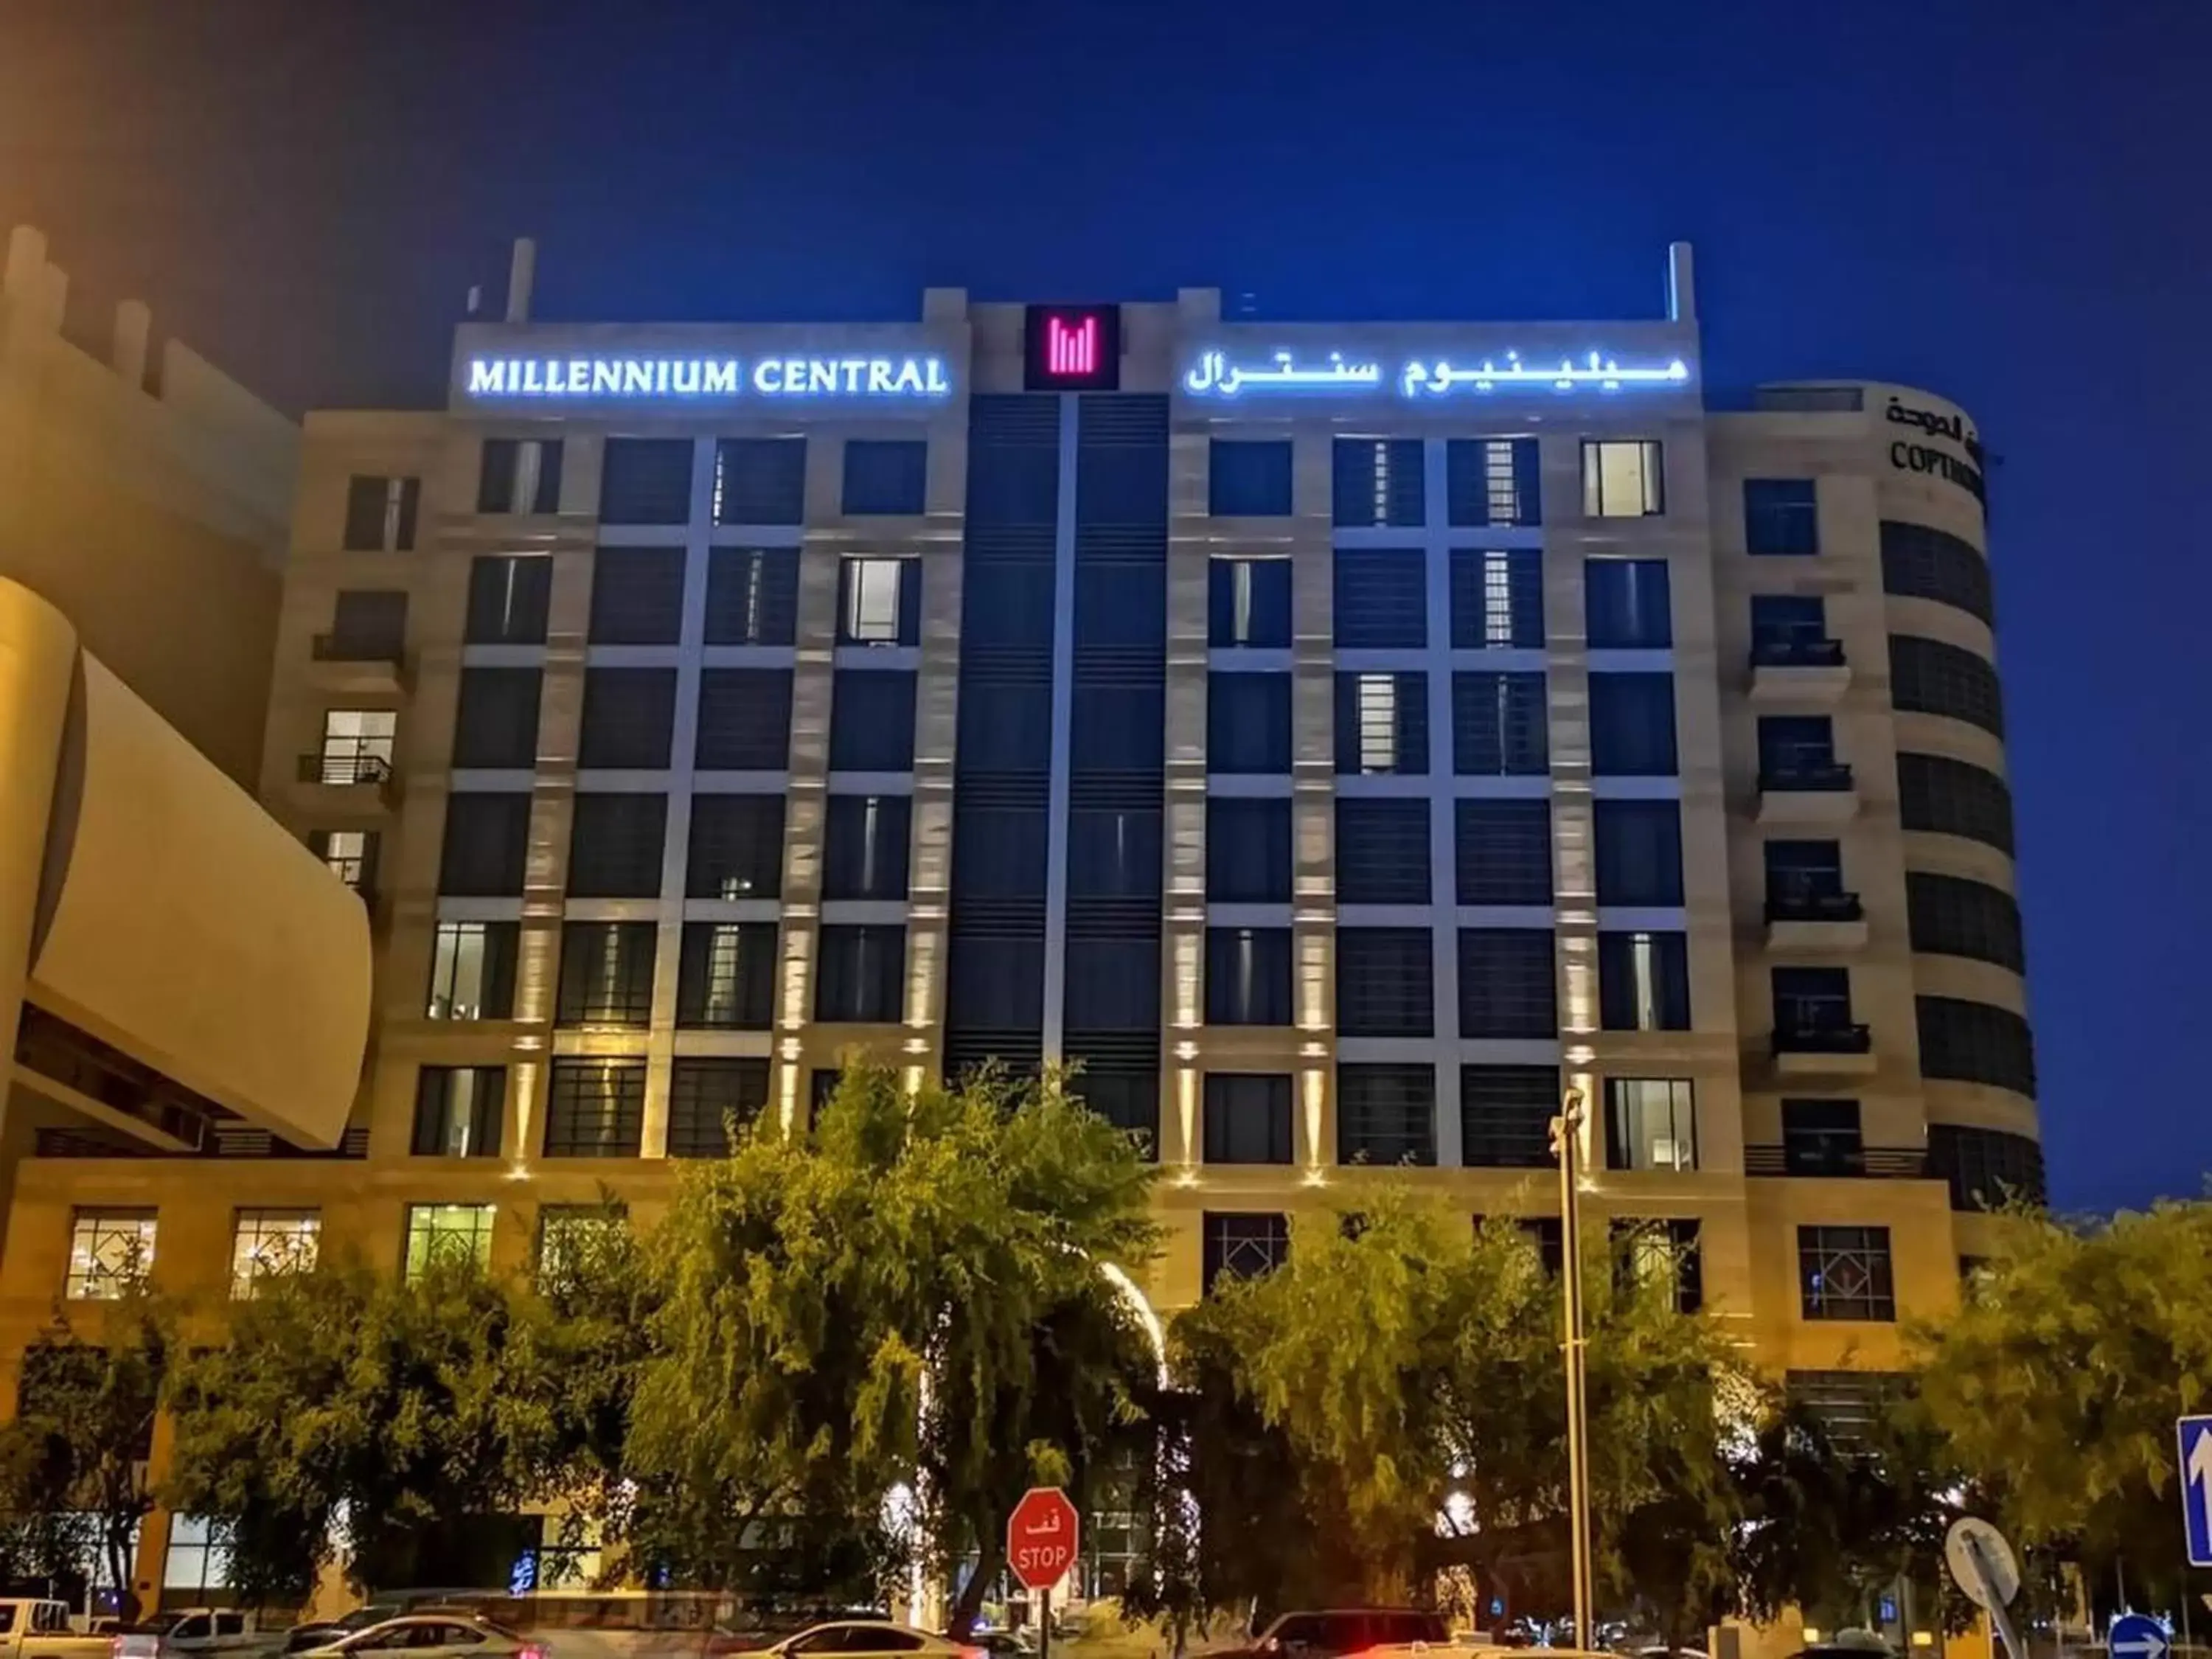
4, 1, 2205, 1212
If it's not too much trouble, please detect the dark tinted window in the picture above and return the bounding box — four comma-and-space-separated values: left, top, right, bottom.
675, 922, 777, 1029
1745, 478, 1818, 555
1332, 438, 1425, 526
1335, 799, 1430, 903
555, 922, 657, 1026
1068, 808, 1161, 897
479, 438, 563, 515
1208, 799, 1292, 902
1203, 1211, 1289, 1290
1916, 995, 2037, 1096
411, 1067, 504, 1158
1450, 547, 1543, 647
598, 437, 694, 524
1205, 927, 1292, 1025
543, 1060, 647, 1157
842, 439, 928, 515
566, 793, 668, 896
1881, 520, 1992, 622
577, 667, 677, 769
343, 475, 419, 552
465, 555, 552, 644
1453, 671, 1548, 774
695, 669, 794, 770
1927, 1124, 2046, 1211
1335, 928, 1433, 1037
686, 793, 785, 897
815, 925, 905, 1021
1208, 558, 1292, 647
1455, 799, 1552, 904
1773, 965, 1855, 1034
703, 546, 800, 644
1589, 673, 1678, 775
330, 590, 408, 654
822, 795, 912, 900
1782, 1097, 1864, 1175
1446, 437, 1540, 528
1461, 1064, 1559, 1168
1585, 558, 1672, 648
1889, 635, 2005, 737
1208, 672, 1292, 773
1598, 931, 1691, 1030
1071, 686, 1164, 771
439, 793, 532, 896
1906, 872, 2024, 970
588, 547, 685, 644
1338, 1062, 1435, 1166
1593, 799, 1683, 905
1208, 439, 1293, 516
1203, 1074, 1293, 1164
667, 1059, 771, 1157
1458, 928, 1557, 1037
714, 438, 806, 525
451, 667, 541, 769
1897, 752, 2014, 855
1752, 594, 1828, 648
828, 670, 917, 771
1063, 940, 1161, 1030
1333, 549, 1427, 647
1798, 1225, 1895, 1321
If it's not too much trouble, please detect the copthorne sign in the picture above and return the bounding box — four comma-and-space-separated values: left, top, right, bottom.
461, 354, 954, 401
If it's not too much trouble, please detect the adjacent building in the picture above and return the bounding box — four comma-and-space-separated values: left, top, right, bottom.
0, 242, 2039, 1603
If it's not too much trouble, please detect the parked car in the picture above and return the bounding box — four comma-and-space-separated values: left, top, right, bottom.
727, 1624, 978, 1659
1218, 1610, 1453, 1659
293, 1615, 540, 1659
0, 1598, 115, 1659
284, 1610, 407, 1656
112, 1610, 274, 1659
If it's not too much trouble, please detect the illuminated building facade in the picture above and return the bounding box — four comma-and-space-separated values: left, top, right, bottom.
0, 242, 2039, 1604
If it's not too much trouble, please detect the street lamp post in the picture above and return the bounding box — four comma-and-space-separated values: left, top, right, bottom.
1549, 1089, 1595, 1645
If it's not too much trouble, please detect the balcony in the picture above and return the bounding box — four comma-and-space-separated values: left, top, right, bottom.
293, 751, 401, 811
1764, 883, 1869, 950
1744, 1143, 1927, 1179
1756, 759, 1858, 826
308, 633, 411, 696
1771, 1019, 1877, 1077
1750, 634, 1850, 706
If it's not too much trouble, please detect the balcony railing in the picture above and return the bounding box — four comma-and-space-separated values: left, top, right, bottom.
1765, 886, 1865, 924
298, 751, 394, 787
1759, 759, 1855, 793
311, 633, 407, 667
1773, 1020, 1874, 1055
1745, 1143, 1927, 1178
1751, 636, 1846, 669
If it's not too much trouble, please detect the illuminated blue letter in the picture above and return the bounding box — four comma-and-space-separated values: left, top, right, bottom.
467, 360, 507, 395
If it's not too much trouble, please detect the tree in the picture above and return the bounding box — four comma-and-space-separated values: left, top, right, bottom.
1910, 1200, 2212, 1614
0, 1287, 172, 1615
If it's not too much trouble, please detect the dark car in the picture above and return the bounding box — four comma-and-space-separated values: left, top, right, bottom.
1223, 1610, 1453, 1659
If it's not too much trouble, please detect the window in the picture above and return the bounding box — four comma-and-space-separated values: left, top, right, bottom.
403, 1203, 494, 1280
667, 1059, 771, 1157
1335, 799, 1430, 904
310, 829, 378, 894
1203, 1074, 1293, 1164
427, 921, 518, 1020
1927, 1124, 2047, 1211
713, 437, 807, 524
815, 925, 905, 1021
411, 1065, 506, 1156
1333, 549, 1427, 648
1758, 714, 1844, 787
578, 667, 678, 769
1773, 966, 1858, 1043
1782, 1098, 1864, 1175
465, 554, 553, 644
1593, 800, 1683, 906
1338, 1063, 1434, 1166
1072, 685, 1164, 771
1208, 672, 1292, 773
319, 708, 395, 783
1457, 929, 1557, 1038
1889, 635, 2005, 737
1907, 872, 2025, 971
1333, 671, 1427, 776
162, 1516, 234, 1599
676, 922, 776, 1029
438, 792, 531, 896
828, 670, 917, 771
452, 667, 543, 769
588, 546, 685, 644
1897, 752, 2014, 855
1461, 1065, 1559, 1169
1208, 558, 1292, 647
704, 546, 800, 644
343, 474, 420, 551
1205, 927, 1292, 1025
1452, 671, 1548, 775
823, 795, 912, 900
1798, 1225, 1896, 1321
1069, 807, 1161, 897
65, 1209, 155, 1298
838, 558, 920, 647
567, 793, 668, 896
1206, 799, 1291, 903
1335, 928, 1433, 1037
543, 1059, 647, 1157
1581, 439, 1664, 517
1604, 1079, 1697, 1171
1598, 931, 1691, 1030
1208, 439, 1293, 516
1766, 839, 1851, 916
697, 668, 794, 770
598, 437, 695, 524
1203, 1211, 1290, 1290
1614, 1218, 1703, 1312
1744, 478, 1819, 555
1880, 521, 1992, 623
1332, 438, 1425, 527
557, 921, 657, 1026
1065, 939, 1160, 1030
479, 438, 563, 514
327, 590, 408, 658
1453, 799, 1551, 905
1449, 548, 1543, 648
1446, 437, 1540, 527
1072, 1068, 1158, 1145
1589, 673, 1677, 775
843, 439, 928, 515
1750, 594, 1838, 667
688, 793, 786, 897
1584, 559, 1672, 648
1916, 995, 2037, 1096
229, 1211, 319, 1298
537, 1206, 629, 1292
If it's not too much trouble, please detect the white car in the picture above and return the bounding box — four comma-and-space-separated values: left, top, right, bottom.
297, 1617, 542, 1659
741, 1624, 976, 1659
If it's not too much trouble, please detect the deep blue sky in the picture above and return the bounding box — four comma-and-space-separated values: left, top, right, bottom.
5, 1, 2205, 1211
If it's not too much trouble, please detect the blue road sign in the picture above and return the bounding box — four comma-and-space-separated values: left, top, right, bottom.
2110, 1614, 2168, 1659
2180, 1415, 2212, 1568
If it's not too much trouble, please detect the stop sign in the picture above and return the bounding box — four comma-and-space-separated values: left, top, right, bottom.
1006, 1485, 1080, 1590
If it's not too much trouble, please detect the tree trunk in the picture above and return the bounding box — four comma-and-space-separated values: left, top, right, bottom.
948, 1533, 1005, 1640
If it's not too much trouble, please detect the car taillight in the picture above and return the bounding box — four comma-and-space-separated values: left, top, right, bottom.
960, 1646, 987, 1659
109, 1641, 122, 1659
518, 1646, 546, 1659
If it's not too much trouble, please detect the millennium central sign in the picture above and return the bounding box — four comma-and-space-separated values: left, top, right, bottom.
462, 354, 953, 401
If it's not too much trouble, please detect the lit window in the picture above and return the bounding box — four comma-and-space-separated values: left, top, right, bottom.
319, 830, 375, 891
1481, 549, 1516, 646
162, 1516, 234, 1596
403, 1203, 494, 1281
1355, 674, 1397, 773
428, 921, 496, 1018
843, 558, 903, 644
1484, 441, 1520, 524
1581, 440, 1665, 518
65, 1209, 155, 1299
1604, 1079, 1697, 1171
537, 1205, 626, 1294
319, 709, 396, 783
229, 1211, 320, 1298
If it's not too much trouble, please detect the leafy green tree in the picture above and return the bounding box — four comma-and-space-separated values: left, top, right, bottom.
0, 1290, 172, 1615
1910, 1201, 2212, 1613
